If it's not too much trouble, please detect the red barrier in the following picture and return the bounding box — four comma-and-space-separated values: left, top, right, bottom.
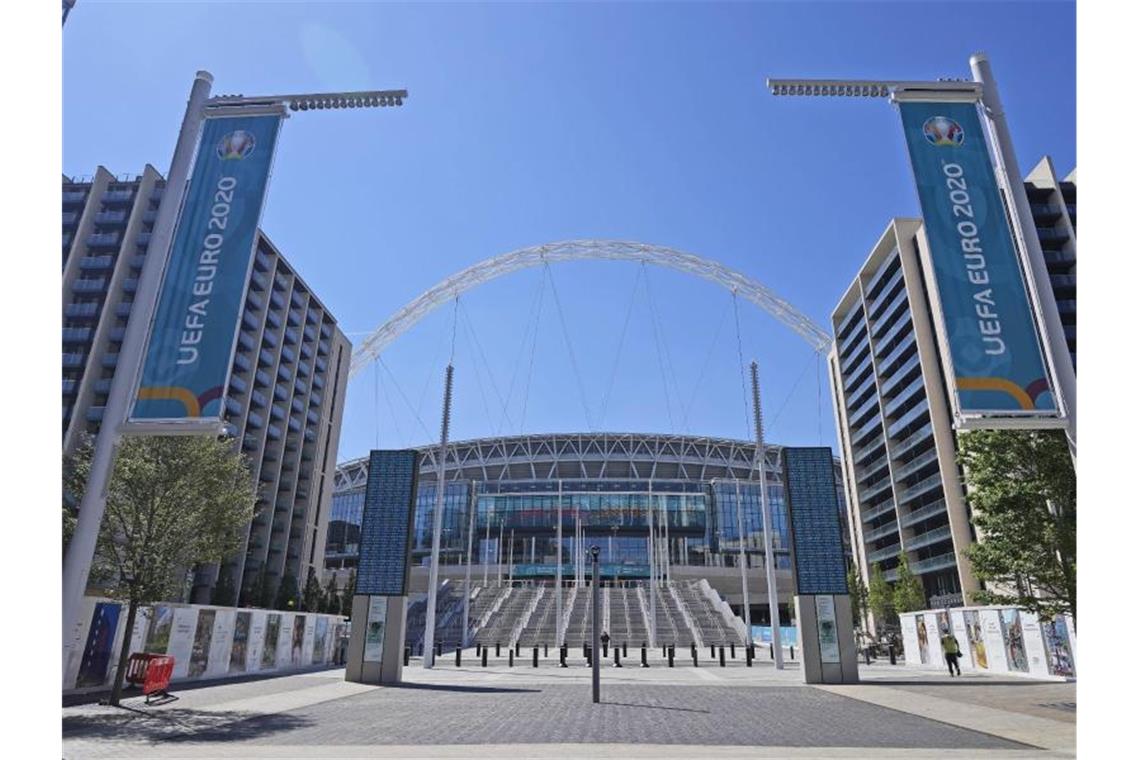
123, 653, 154, 687
142, 656, 175, 701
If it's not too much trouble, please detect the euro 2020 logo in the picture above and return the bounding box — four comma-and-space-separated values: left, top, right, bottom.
217, 130, 256, 160
922, 116, 964, 147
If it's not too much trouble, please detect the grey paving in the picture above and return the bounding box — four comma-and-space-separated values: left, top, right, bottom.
63, 681, 1027, 751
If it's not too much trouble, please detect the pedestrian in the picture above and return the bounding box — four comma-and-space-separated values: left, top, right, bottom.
600, 630, 611, 648
940, 628, 962, 676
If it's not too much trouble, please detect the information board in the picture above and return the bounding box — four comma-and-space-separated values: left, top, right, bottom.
815, 596, 841, 664
782, 447, 848, 595
356, 450, 420, 596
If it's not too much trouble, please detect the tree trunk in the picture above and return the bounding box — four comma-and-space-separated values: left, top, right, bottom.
108, 599, 138, 706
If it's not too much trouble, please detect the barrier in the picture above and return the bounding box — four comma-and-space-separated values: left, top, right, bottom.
640, 645, 649, 668
141, 656, 175, 703
532, 647, 539, 668
123, 653, 154, 687
667, 646, 674, 667
719, 646, 726, 667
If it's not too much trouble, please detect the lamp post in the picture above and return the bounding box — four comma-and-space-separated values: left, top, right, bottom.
766, 55, 1075, 461
61, 70, 408, 681
590, 545, 601, 704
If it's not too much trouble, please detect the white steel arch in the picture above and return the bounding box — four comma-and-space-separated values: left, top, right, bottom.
349, 239, 832, 378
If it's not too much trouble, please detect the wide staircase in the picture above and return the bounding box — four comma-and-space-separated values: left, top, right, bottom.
517, 587, 558, 647
608, 586, 649, 647
404, 581, 466, 654
473, 586, 541, 647
676, 581, 738, 645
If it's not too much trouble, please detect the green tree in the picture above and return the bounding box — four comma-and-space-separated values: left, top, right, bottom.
67, 435, 257, 705
867, 562, 895, 632
892, 553, 926, 613
211, 568, 237, 607
63, 434, 95, 556
275, 570, 299, 611
847, 563, 869, 631
958, 429, 1076, 623
247, 563, 271, 609
340, 569, 356, 618
321, 574, 339, 614
301, 566, 322, 612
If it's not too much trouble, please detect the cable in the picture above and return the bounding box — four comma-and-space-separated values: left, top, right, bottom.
497, 270, 546, 436
373, 360, 380, 449
681, 293, 731, 429
457, 302, 498, 434
545, 262, 593, 431
731, 291, 753, 440
378, 355, 435, 442
376, 359, 405, 445
519, 271, 547, 433
817, 352, 824, 446
458, 298, 515, 432
767, 349, 817, 437
643, 265, 677, 433
599, 264, 643, 428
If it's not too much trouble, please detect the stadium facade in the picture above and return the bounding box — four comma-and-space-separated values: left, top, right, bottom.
325, 433, 848, 649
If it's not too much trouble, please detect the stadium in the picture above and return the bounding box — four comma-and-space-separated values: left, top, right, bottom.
324, 432, 848, 654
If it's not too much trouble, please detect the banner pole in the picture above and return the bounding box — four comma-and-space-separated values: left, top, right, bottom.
970, 52, 1076, 460
62, 71, 214, 683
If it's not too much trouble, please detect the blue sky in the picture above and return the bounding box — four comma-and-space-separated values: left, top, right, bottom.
63, 1, 1075, 463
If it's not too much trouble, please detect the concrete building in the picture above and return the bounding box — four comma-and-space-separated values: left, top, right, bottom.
828, 158, 1076, 614
62, 166, 351, 605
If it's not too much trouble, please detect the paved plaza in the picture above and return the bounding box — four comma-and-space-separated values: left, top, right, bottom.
62, 655, 1075, 759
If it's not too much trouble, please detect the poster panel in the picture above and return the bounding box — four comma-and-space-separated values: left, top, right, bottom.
963, 609, 989, 670
132, 113, 282, 422
364, 598, 388, 663
246, 611, 266, 672
189, 609, 216, 678
980, 609, 1009, 672
290, 615, 306, 666
999, 608, 1029, 672
915, 614, 931, 665
207, 609, 235, 678
76, 602, 121, 688
144, 605, 174, 653
1041, 615, 1075, 677
900, 614, 920, 668
898, 100, 1056, 419
1019, 611, 1051, 677
312, 617, 330, 664
167, 607, 198, 679
65, 596, 99, 689
302, 616, 316, 666
814, 596, 841, 664
229, 611, 251, 673
262, 614, 282, 670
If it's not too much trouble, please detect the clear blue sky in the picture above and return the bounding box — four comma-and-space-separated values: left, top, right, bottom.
63, 1, 1074, 464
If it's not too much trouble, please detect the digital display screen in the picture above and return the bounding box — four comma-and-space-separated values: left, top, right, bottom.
782, 447, 849, 595
356, 450, 420, 596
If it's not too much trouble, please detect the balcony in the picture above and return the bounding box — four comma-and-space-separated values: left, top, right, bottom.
102, 353, 119, 368
857, 454, 889, 482
73, 278, 108, 294
1043, 249, 1075, 268
896, 472, 943, 506
887, 399, 929, 439
854, 434, 886, 465
315, 356, 328, 373
62, 327, 93, 344
873, 312, 914, 355
79, 255, 114, 271
255, 369, 272, 387
911, 552, 958, 574
246, 290, 264, 311
93, 378, 113, 394
116, 302, 133, 318
859, 475, 894, 505
94, 210, 128, 225
866, 269, 904, 318
861, 499, 896, 524
868, 541, 902, 564
892, 422, 934, 459
900, 499, 947, 528
847, 392, 878, 427
1056, 299, 1076, 316
882, 375, 925, 418
303, 325, 317, 342
843, 354, 874, 393
837, 321, 867, 357
86, 406, 106, 422
229, 374, 248, 394
136, 231, 152, 247
1030, 203, 1062, 223
876, 332, 917, 376
840, 338, 871, 376
311, 374, 325, 391
121, 278, 138, 293
879, 354, 921, 397
250, 269, 269, 291
891, 447, 940, 483
62, 190, 87, 205
870, 284, 909, 328
1050, 274, 1077, 292
907, 525, 953, 552
65, 302, 101, 319
86, 232, 122, 249
852, 413, 883, 447
258, 348, 275, 366
102, 189, 135, 204
1036, 227, 1069, 249
233, 352, 252, 373
280, 346, 296, 364
863, 521, 899, 543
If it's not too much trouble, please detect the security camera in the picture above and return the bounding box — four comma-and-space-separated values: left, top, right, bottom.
589, 545, 600, 558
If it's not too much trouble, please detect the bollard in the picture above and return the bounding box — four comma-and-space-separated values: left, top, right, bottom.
730, 642, 736, 659
691, 642, 697, 661
746, 645, 754, 667
663, 645, 667, 658
476, 644, 481, 656
622, 642, 628, 657
456, 647, 462, 667
790, 645, 795, 660
560, 644, 568, 668
403, 646, 410, 666
515, 641, 521, 657
889, 644, 896, 665
640, 645, 649, 668
692, 649, 699, 667
482, 647, 488, 667
583, 643, 588, 659
864, 647, 871, 666
508, 649, 514, 667
719, 646, 726, 667
585, 645, 591, 666
603, 641, 608, 658
614, 647, 622, 668
769, 643, 774, 659
667, 646, 675, 667
544, 643, 548, 658
533, 647, 539, 668
710, 645, 716, 659
436, 641, 443, 658
496, 642, 501, 657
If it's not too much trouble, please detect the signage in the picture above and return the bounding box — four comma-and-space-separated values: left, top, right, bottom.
363, 597, 387, 662
782, 448, 848, 595
356, 450, 420, 596
898, 100, 1056, 419
815, 596, 841, 664
132, 113, 282, 422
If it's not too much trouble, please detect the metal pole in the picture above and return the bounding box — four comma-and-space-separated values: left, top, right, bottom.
508, 529, 515, 585
498, 521, 504, 586
61, 70, 214, 680
970, 52, 1076, 459
462, 486, 475, 647
648, 481, 656, 648
751, 361, 783, 669
483, 516, 490, 587
590, 545, 601, 703
422, 364, 454, 669
734, 479, 752, 643
556, 479, 563, 643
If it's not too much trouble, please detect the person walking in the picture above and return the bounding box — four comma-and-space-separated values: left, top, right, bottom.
940, 628, 962, 676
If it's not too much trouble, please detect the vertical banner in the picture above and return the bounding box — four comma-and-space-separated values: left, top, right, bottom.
814, 596, 841, 664
363, 597, 388, 662
132, 113, 282, 422
898, 100, 1056, 419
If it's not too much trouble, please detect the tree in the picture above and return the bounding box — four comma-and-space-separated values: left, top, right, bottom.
322, 574, 339, 614
867, 562, 895, 632
958, 428, 1076, 623
301, 566, 322, 612
63, 435, 95, 556
275, 570, 299, 611
340, 569, 356, 618
247, 563, 271, 609
211, 569, 237, 607
67, 435, 258, 705
847, 563, 869, 631
892, 552, 926, 614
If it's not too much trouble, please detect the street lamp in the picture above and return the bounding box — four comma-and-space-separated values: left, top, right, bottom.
765, 54, 1076, 460
62, 70, 408, 681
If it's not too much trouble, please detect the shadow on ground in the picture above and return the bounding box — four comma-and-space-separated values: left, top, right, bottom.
385, 682, 541, 694
62, 706, 314, 744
